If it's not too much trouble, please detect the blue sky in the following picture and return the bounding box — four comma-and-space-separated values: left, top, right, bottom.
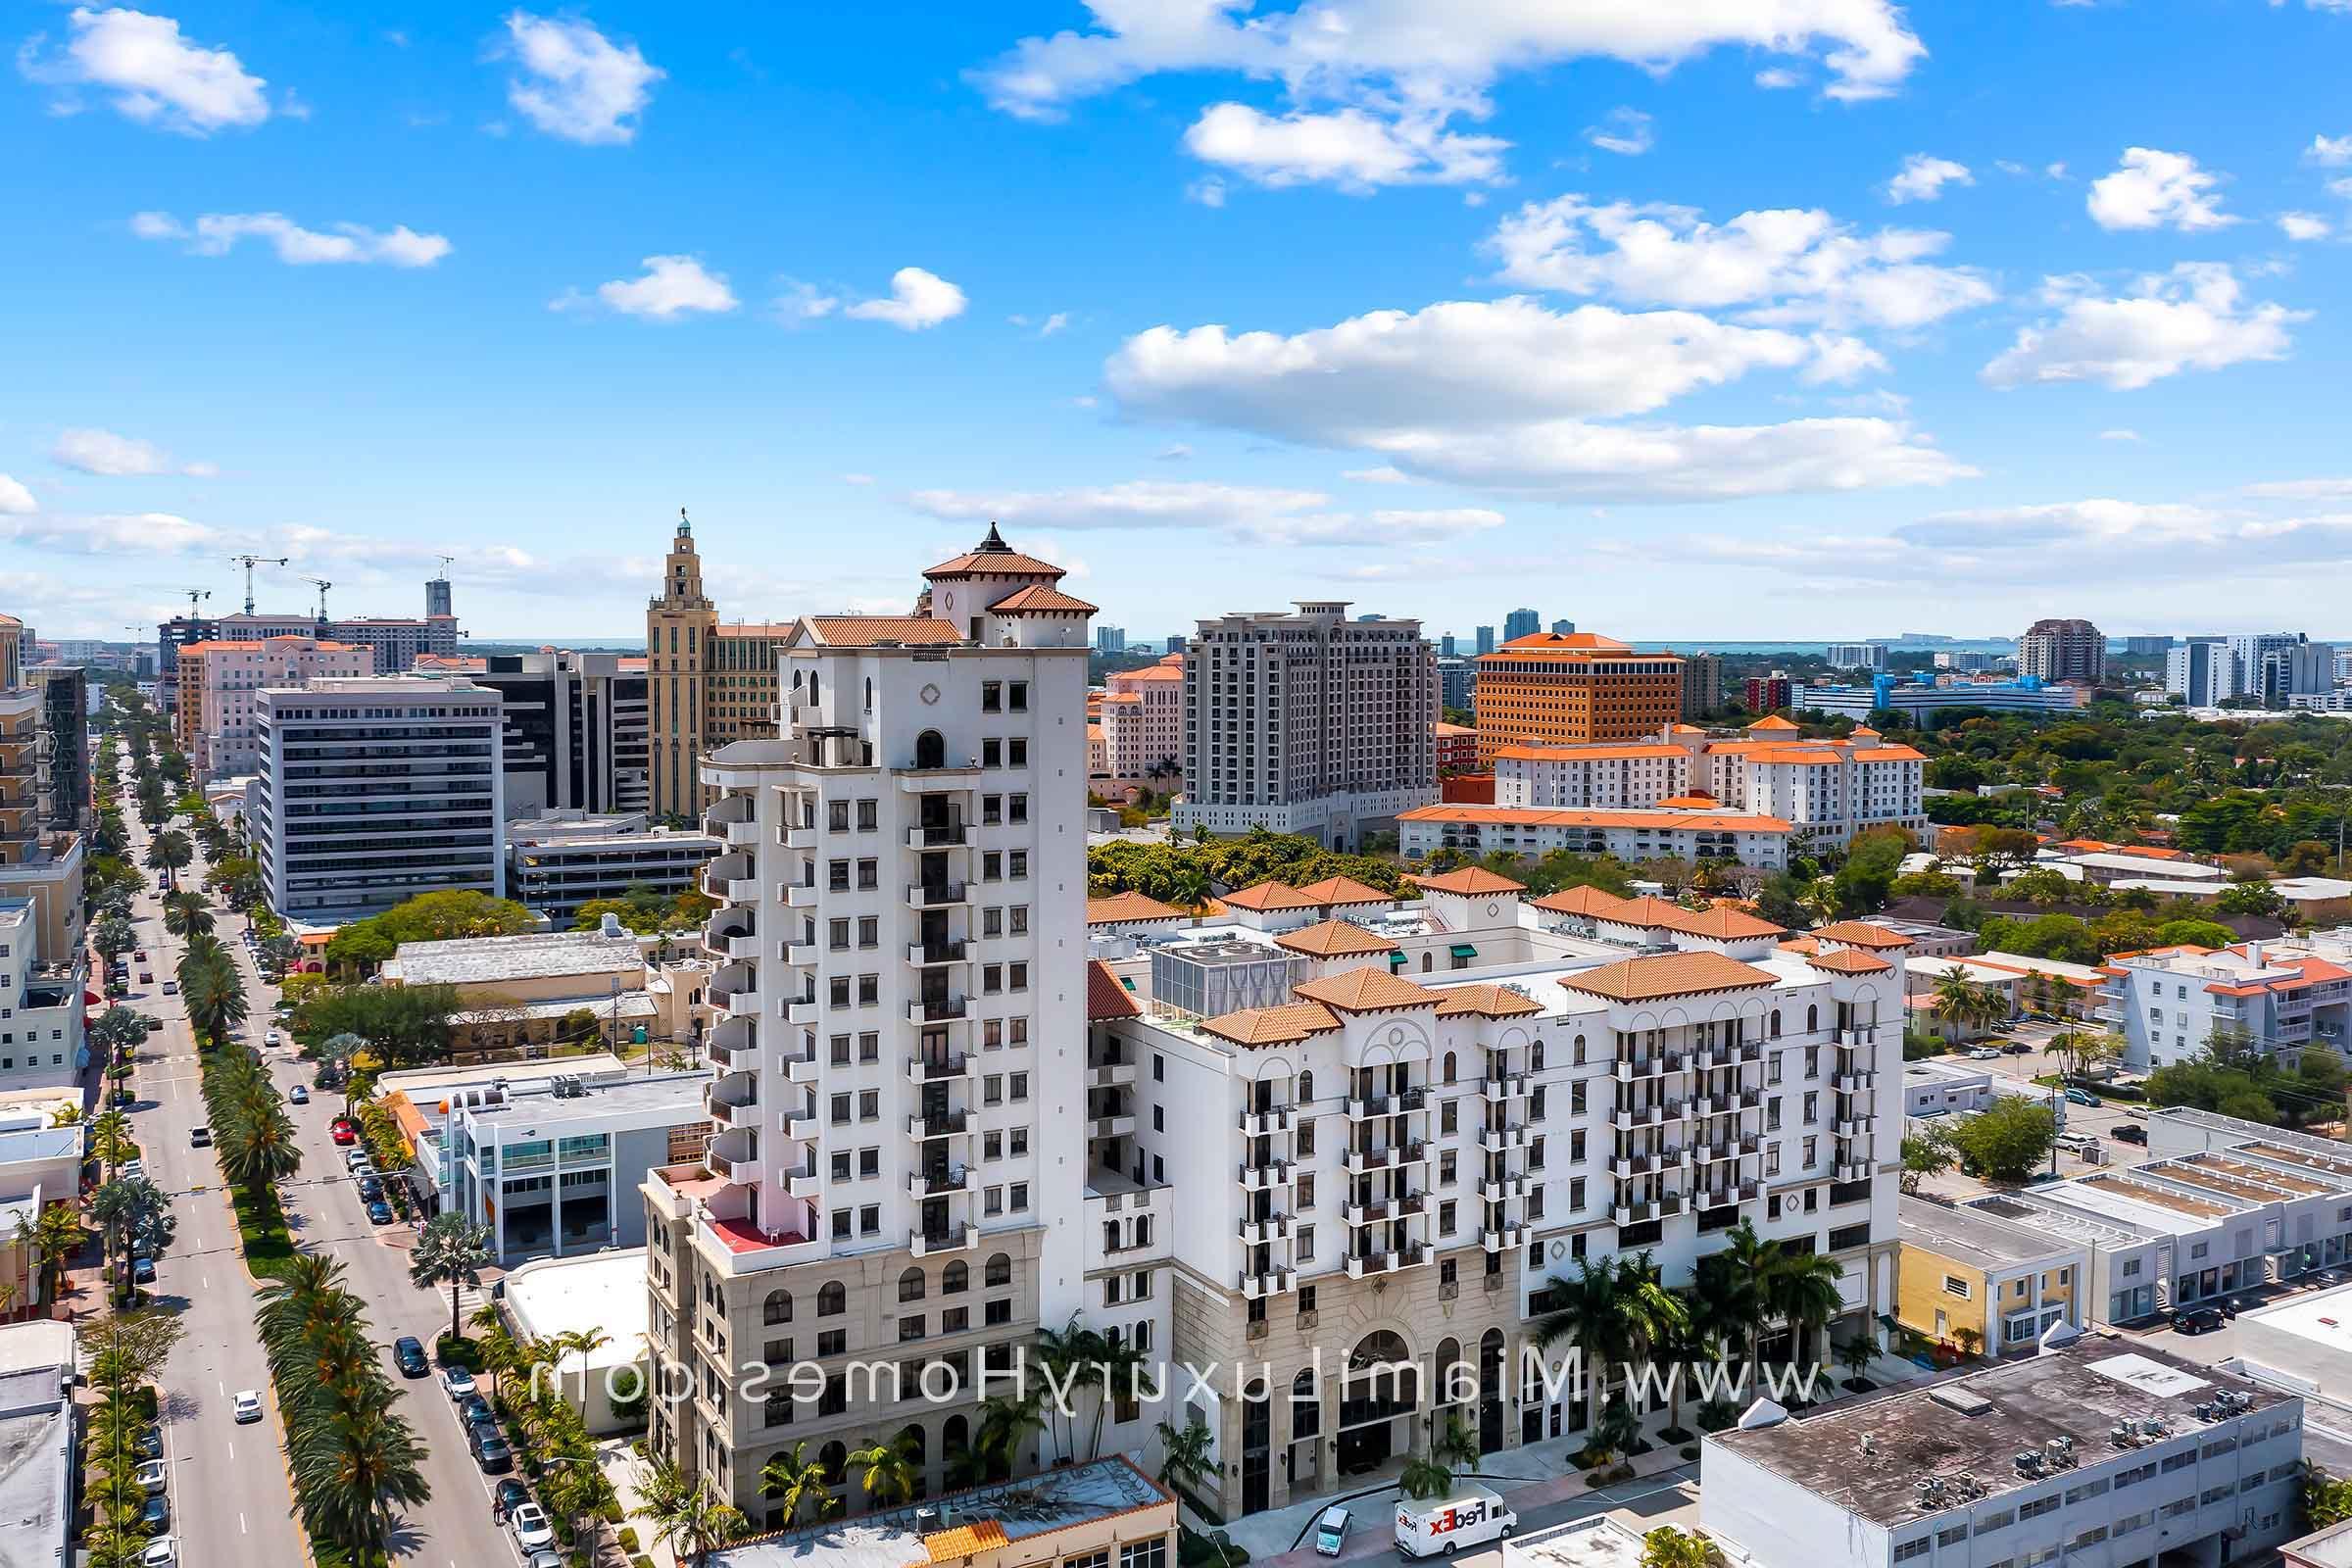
8, 0, 2352, 644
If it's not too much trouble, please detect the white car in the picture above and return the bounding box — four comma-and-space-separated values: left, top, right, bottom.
345, 1148, 372, 1169
265, 1031, 281, 1048
232, 1390, 263, 1423
1966, 1047, 2002, 1060
510, 1503, 555, 1549
440, 1366, 477, 1401
135, 1458, 169, 1494
141, 1538, 177, 1568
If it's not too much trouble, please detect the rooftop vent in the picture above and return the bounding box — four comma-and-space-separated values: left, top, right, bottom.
2012, 1450, 2045, 1479
1930, 1386, 1994, 1418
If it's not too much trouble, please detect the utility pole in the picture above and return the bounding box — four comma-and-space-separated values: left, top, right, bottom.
225, 553, 290, 616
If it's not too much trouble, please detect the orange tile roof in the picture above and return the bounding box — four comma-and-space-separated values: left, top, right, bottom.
1408, 866, 1528, 897
1398, 806, 1792, 832
1807, 948, 1892, 975
1086, 959, 1140, 1020
715, 622, 799, 638
1655, 793, 1721, 808
1650, 905, 1787, 940
1222, 881, 1320, 911
1295, 967, 1442, 1012
1745, 748, 1842, 765
1746, 714, 1801, 731
1561, 951, 1779, 1003
1274, 920, 1400, 957
923, 1520, 1010, 1562
1120, 665, 1183, 682
1292, 875, 1394, 906
991, 584, 1101, 614
1779, 935, 1823, 956
1853, 746, 1928, 762
1433, 721, 1479, 737
1099, 692, 1142, 705
1530, 886, 1632, 917
1810, 920, 1916, 950
799, 615, 964, 647
924, 546, 1067, 579
1200, 1001, 1344, 1046
1085, 891, 1186, 925
1433, 983, 1545, 1019
1490, 744, 1687, 761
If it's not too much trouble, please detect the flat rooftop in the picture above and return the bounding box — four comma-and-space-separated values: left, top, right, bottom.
385, 929, 645, 987
2237, 1278, 2352, 1358
504, 1249, 649, 1373
712, 1456, 1169, 1568
1710, 1338, 2285, 1529
1506, 1517, 1648, 1568
463, 1070, 710, 1131
0, 1363, 73, 1568
1901, 1196, 2074, 1270
378, 1053, 630, 1102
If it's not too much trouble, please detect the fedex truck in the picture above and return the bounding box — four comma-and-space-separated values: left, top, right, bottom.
1394, 1484, 1516, 1557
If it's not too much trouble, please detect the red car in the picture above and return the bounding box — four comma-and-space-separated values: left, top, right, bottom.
330, 1121, 358, 1147
133, 950, 147, 962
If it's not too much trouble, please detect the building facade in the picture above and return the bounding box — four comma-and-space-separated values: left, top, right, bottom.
1826, 643, 1889, 671
2095, 934, 2352, 1069
1098, 653, 1184, 783
175, 635, 372, 778
1681, 653, 1723, 718
1503, 609, 1541, 642
470, 650, 651, 818
646, 514, 797, 820
0, 900, 82, 1092
251, 675, 506, 917
2019, 618, 2107, 685
1895, 1195, 2085, 1355
1174, 602, 1437, 851
1745, 674, 1792, 712
1471, 633, 1683, 762
1793, 678, 2088, 728
508, 812, 723, 923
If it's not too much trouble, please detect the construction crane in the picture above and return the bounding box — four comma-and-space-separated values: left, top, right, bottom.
179, 588, 211, 619
302, 576, 332, 625
226, 552, 290, 615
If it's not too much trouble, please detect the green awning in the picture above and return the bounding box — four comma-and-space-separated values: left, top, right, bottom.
1450, 944, 1478, 959
1387, 952, 1409, 969
1878, 1312, 1899, 1330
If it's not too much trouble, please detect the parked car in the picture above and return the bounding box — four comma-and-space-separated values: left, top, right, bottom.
493, 1479, 532, 1518
265, 1031, 281, 1048
2064, 1088, 2103, 1106
188, 1126, 211, 1148
134, 1459, 169, 1494
366, 1199, 396, 1225
456, 1392, 492, 1427
232, 1390, 263, 1423
1966, 1047, 2001, 1060
524, 1552, 564, 1568
141, 1539, 177, 1568
467, 1421, 514, 1474
345, 1148, 372, 1169
393, 1336, 428, 1377
1314, 1506, 1350, 1556
330, 1120, 357, 1146
140, 1494, 171, 1535
356, 1175, 383, 1200
122, 1160, 145, 1183
2002, 1043, 2034, 1054
510, 1503, 556, 1550
132, 1257, 156, 1285
132, 1426, 164, 1460
2171, 1306, 2227, 1335
161, 981, 177, 996
2110, 1124, 2147, 1145
440, 1366, 477, 1401
287, 1085, 309, 1104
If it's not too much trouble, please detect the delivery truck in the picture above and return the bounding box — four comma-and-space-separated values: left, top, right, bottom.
1395, 1484, 1516, 1557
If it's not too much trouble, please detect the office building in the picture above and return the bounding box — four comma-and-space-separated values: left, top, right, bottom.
2166, 640, 2227, 708
1094, 624, 1128, 654
1935, 652, 2004, 672
175, 635, 372, 778
1174, 602, 1437, 849
157, 576, 459, 707
425, 572, 453, 618
1398, 803, 1799, 867
1702, 1335, 2306, 1568
1551, 618, 1577, 636
1471, 632, 1684, 763
23, 665, 88, 832
470, 650, 651, 817
1439, 656, 1476, 714
251, 675, 506, 918
2122, 635, 2174, 658
2095, 932, 2352, 1069
1440, 633, 1457, 659
508, 811, 723, 924
2018, 618, 2106, 685
1475, 625, 1495, 656
1098, 653, 1184, 783
1895, 1195, 2085, 1355
1826, 642, 1888, 671
2258, 638, 2336, 707
1503, 608, 1541, 642
646, 514, 799, 820
0, 680, 81, 965
1793, 677, 2088, 728
1681, 652, 1722, 718
1433, 721, 1479, 775
642, 527, 1170, 1520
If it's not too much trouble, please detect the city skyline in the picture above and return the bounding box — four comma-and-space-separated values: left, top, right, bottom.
9, 3, 2352, 638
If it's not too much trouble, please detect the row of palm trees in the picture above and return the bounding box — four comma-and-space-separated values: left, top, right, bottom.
197, 1046, 304, 1207
175, 920, 251, 1051
79, 1310, 187, 1568
1929, 970, 2010, 1042
256, 1254, 432, 1564
462, 1300, 621, 1555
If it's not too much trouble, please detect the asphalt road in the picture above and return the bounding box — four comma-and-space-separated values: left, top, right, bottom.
119, 775, 527, 1568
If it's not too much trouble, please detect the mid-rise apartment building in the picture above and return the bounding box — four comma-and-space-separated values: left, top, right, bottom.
1472, 632, 1684, 762
1173, 601, 1437, 850
1827, 643, 1888, 671
157, 579, 458, 707
250, 676, 506, 917
175, 635, 372, 778
1681, 652, 1723, 718
2019, 617, 2107, 685
0, 899, 83, 1092
1098, 653, 1183, 783
1794, 677, 2089, 728
647, 514, 797, 819
2095, 934, 2352, 1068
0, 683, 81, 962
1503, 608, 1541, 642
469, 650, 651, 817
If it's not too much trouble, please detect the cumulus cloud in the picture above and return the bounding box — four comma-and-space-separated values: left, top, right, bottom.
1584, 107, 1652, 157
1753, 68, 1804, 89
2244, 476, 2352, 501
845, 268, 967, 330
0, 476, 33, 514
19, 6, 269, 134
2278, 212, 2331, 241
2305, 133, 2352, 168
499, 11, 661, 145
51, 427, 214, 477
906, 479, 1502, 547
130, 210, 452, 267
1982, 265, 2302, 390
1485, 195, 1996, 331
7, 512, 218, 554
1342, 466, 1413, 484
1102, 296, 1969, 501
560, 255, 738, 318
2098, 428, 2141, 441
1182, 103, 1505, 190
1885, 153, 1972, 203
2085, 147, 2236, 231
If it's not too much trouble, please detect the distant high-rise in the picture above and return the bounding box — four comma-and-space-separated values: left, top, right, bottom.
1439, 633, 1456, 659
1825, 643, 1888, 671
425, 573, 453, 618
2018, 617, 2106, 684
1503, 608, 1540, 642
644, 513, 796, 819
1437, 656, 1474, 714
1746, 673, 1793, 712
470, 651, 651, 818
2120, 635, 2172, 658
1473, 631, 1683, 764
1679, 652, 1722, 718
1164, 633, 1185, 655
2258, 639, 2335, 706
1475, 625, 1495, 656
1551, 618, 1576, 636
1094, 624, 1127, 654
2165, 640, 2226, 707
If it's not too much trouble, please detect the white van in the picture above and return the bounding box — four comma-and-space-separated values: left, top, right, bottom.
1314, 1506, 1350, 1556
1395, 1485, 1515, 1558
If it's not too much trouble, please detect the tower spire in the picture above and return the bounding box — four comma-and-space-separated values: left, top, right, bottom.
679, 506, 692, 537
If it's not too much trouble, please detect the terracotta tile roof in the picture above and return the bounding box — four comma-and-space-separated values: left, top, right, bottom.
1120, 665, 1183, 681
1530, 886, 1632, 917
715, 622, 800, 638
1433, 721, 1479, 737
923, 1520, 1010, 1562
1853, 746, 1928, 762
1200, 1000, 1344, 1047
1222, 881, 1320, 911
1294, 967, 1442, 1012
1810, 919, 1916, 950
1655, 792, 1721, 808
1779, 935, 1823, 956
1499, 630, 1632, 651
1490, 744, 1688, 761
1397, 806, 1792, 832
799, 615, 964, 647
1807, 948, 1892, 974
1274, 920, 1400, 957
1433, 983, 1545, 1019
1292, 875, 1395, 906
1560, 951, 1779, 1003
1086, 959, 1141, 1020
1745, 748, 1842, 765
1085, 890, 1186, 925
991, 584, 1101, 614
1649, 905, 1786, 940
1746, 714, 1801, 731
1595, 895, 1693, 926
1406, 866, 1527, 896
924, 548, 1067, 579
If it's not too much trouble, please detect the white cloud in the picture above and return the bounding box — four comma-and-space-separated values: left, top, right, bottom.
19, 7, 269, 134
50, 427, 214, 476
1182, 103, 1505, 191
7, 511, 218, 554
1983, 264, 2303, 390
845, 268, 966, 330
2098, 428, 2141, 441
1799, 333, 1888, 384
566, 255, 737, 319
839, 472, 876, 486
1342, 466, 1413, 484
1885, 153, 1972, 203
906, 479, 1502, 547
1039, 312, 1069, 336
2278, 211, 2331, 241
774, 279, 841, 323
130, 210, 452, 267
1155, 444, 1193, 462
2085, 147, 2236, 231
2045, 162, 2068, 179
1103, 296, 1968, 501
1187, 175, 1228, 208
2305, 133, 2352, 167
1584, 107, 1652, 157
499, 11, 661, 145
1753, 67, 1803, 89
1486, 194, 1996, 331
0, 475, 33, 514
2244, 476, 2352, 501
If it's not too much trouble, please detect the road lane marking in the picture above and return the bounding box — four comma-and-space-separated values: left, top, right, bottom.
240, 1512, 248, 1535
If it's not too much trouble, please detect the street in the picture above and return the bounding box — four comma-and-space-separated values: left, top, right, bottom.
116, 772, 522, 1568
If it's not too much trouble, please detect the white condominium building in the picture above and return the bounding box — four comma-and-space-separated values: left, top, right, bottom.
174, 635, 372, 779
1098, 653, 1184, 782
643, 528, 1171, 1528
251, 676, 506, 917
1174, 602, 1437, 852
2094, 934, 2352, 1069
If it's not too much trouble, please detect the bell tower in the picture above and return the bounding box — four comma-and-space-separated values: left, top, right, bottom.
648, 509, 717, 819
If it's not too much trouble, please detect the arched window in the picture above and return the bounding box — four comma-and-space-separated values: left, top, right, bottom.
1443, 1051, 1457, 1085
1297, 1070, 1313, 1103
914, 729, 946, 769
809, 674, 820, 705
1421, 953, 1433, 972
863, 676, 874, 710
1806, 1004, 1819, 1033
1532, 1041, 1546, 1072
817, 1282, 846, 1317
898, 1268, 925, 1303
762, 1289, 792, 1326
984, 1252, 1012, 1288
942, 1260, 969, 1295
943, 1414, 970, 1464
1771, 1008, 1783, 1038
818, 1440, 848, 1484
1136, 1319, 1152, 1351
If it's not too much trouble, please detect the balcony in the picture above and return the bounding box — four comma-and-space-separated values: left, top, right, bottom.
722, 933, 761, 961
783, 942, 820, 966
1345, 1088, 1428, 1120
726, 819, 761, 848
1611, 1150, 1685, 1179
907, 996, 968, 1024
1836, 1160, 1873, 1183
1238, 1214, 1290, 1245
1479, 1074, 1530, 1103
706, 1080, 759, 1127
1087, 1113, 1138, 1141
896, 766, 982, 794
705, 1020, 755, 1067
1477, 1125, 1530, 1154
1615, 1053, 1687, 1082
906, 941, 970, 966
1341, 1195, 1426, 1226
703, 907, 754, 953
908, 1167, 977, 1199
703, 796, 755, 836
1344, 1142, 1428, 1175
784, 825, 817, 851
910, 1224, 979, 1257
1088, 1061, 1137, 1090
786, 1112, 821, 1141
1833, 1118, 1869, 1140
704, 1137, 755, 1183
1346, 1246, 1430, 1280
784, 882, 819, 908
906, 882, 970, 909
1238, 1267, 1295, 1299
1694, 1182, 1759, 1210
906, 823, 969, 849
720, 987, 765, 1022
785, 1050, 821, 1085
906, 1112, 970, 1141
1611, 1099, 1685, 1132
1482, 1223, 1528, 1252
1238, 1159, 1293, 1190
1835, 1028, 1876, 1051
906, 1053, 974, 1084
786, 1166, 822, 1200
1481, 1175, 1529, 1203
784, 998, 818, 1026
1239, 1107, 1292, 1137
1832, 1073, 1873, 1095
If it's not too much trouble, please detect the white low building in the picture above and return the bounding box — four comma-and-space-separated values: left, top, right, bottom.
502, 1248, 652, 1433
1904, 1059, 1996, 1118
1396, 804, 1796, 868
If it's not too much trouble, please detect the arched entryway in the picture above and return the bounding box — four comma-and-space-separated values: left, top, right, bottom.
914, 729, 946, 768
1339, 1330, 1417, 1478
1479, 1329, 1506, 1454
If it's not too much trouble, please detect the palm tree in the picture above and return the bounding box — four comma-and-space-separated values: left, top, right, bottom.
256, 1253, 351, 1361
1033, 1315, 1104, 1462
161, 889, 214, 941
1168, 863, 1211, 917
1712, 1221, 1778, 1376
1930, 970, 1986, 1043
25, 1202, 80, 1303
87, 1109, 136, 1179
143, 829, 192, 882
849, 1432, 922, 1508
1398, 1455, 1454, 1500
288, 1398, 432, 1561
1431, 1416, 1480, 1476
1765, 1250, 1848, 1384
977, 1392, 1047, 1481
215, 1092, 302, 1203
1533, 1256, 1632, 1433
643, 1462, 748, 1568
1640, 1525, 1715, 1568
1086, 1335, 1150, 1461
1152, 1418, 1213, 1500
760, 1442, 834, 1527
91, 915, 137, 967
410, 1213, 495, 1346
1838, 1336, 1878, 1391
1614, 1250, 1689, 1409
88, 1177, 172, 1300
88, 1007, 148, 1064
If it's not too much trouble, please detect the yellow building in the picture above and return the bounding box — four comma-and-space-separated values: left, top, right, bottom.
646, 512, 796, 818
1897, 1195, 2086, 1356
1472, 630, 1684, 764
